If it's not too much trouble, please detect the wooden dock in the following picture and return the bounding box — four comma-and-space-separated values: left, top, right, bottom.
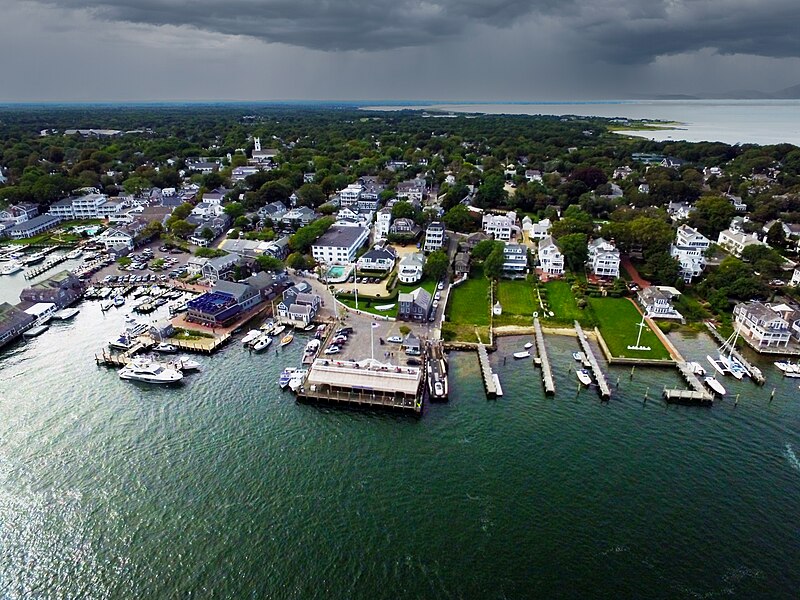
704, 322, 765, 384
663, 362, 714, 405
477, 344, 498, 398
24, 252, 68, 279
533, 318, 555, 395
574, 321, 611, 399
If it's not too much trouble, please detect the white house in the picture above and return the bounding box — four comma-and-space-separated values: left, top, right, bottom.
375, 207, 392, 241
791, 267, 800, 287
587, 237, 620, 279
502, 243, 528, 277
356, 247, 396, 272
398, 253, 425, 284
396, 178, 426, 202
424, 221, 446, 252
339, 183, 363, 207
717, 228, 764, 257
528, 218, 552, 241
637, 287, 683, 321
95, 227, 134, 251
538, 236, 564, 276
671, 224, 710, 283
482, 211, 517, 241
310, 226, 369, 265
525, 169, 543, 182
733, 301, 791, 348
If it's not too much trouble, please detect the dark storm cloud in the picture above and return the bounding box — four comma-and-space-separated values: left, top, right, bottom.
28, 0, 800, 62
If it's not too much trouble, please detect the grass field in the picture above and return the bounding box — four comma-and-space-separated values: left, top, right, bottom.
588, 297, 671, 360
543, 280, 587, 323
337, 277, 437, 319
497, 279, 535, 316
447, 268, 490, 327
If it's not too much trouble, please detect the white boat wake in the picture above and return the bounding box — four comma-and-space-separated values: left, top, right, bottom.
785, 443, 800, 474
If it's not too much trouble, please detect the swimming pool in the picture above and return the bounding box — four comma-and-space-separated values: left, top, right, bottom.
326, 264, 353, 283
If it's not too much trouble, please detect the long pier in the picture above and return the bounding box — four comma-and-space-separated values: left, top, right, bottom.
704, 322, 765, 384
533, 318, 555, 395
663, 362, 714, 405
24, 249, 68, 279
477, 344, 498, 398
574, 321, 611, 399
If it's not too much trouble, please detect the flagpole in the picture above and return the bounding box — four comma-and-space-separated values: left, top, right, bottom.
354, 263, 358, 310
371, 322, 375, 362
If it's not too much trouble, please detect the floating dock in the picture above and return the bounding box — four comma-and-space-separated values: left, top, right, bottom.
574, 321, 611, 399
533, 318, 555, 396
663, 361, 714, 406
477, 344, 498, 398
704, 322, 765, 384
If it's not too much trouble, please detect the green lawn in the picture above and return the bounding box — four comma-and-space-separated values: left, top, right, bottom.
447, 268, 490, 327
543, 280, 587, 324
497, 279, 535, 316
588, 297, 671, 360
337, 277, 437, 319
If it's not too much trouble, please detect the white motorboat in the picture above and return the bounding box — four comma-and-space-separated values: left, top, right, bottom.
252, 335, 273, 352
119, 358, 183, 384
288, 369, 309, 392
687, 361, 706, 376
54, 307, 80, 320
278, 367, 296, 389
577, 369, 592, 386
304, 339, 321, 354
523, 342, 533, 350
704, 377, 727, 397
65, 248, 83, 260
513, 351, 531, 359
1, 262, 23, 275
241, 329, 262, 346
572, 351, 585, 361
175, 356, 201, 371
271, 324, 286, 337
154, 342, 177, 353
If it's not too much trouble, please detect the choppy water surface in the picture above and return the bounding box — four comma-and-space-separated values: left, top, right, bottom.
0, 310, 799, 598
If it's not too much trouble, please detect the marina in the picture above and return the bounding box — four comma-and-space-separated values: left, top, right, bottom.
704, 322, 766, 384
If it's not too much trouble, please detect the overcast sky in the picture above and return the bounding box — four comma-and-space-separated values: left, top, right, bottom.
2, 0, 800, 102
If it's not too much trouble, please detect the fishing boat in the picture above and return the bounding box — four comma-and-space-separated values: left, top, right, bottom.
513, 351, 531, 359
577, 369, 592, 386
278, 368, 296, 389
279, 333, 294, 348
252, 335, 272, 352
1, 262, 23, 275
241, 329, 262, 346
119, 358, 183, 384
523, 341, 533, 350
704, 376, 727, 397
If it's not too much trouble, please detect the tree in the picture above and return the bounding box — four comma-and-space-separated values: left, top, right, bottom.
117, 256, 132, 268
255, 255, 284, 272
234, 215, 250, 229
424, 250, 449, 281
201, 227, 215, 241
471, 239, 501, 261
223, 201, 245, 220
442, 204, 478, 233
569, 166, 607, 190
474, 173, 507, 208
122, 176, 151, 195
296, 183, 326, 208
286, 252, 308, 270
170, 219, 196, 239
289, 216, 335, 253
766, 222, 787, 248
645, 252, 681, 285
688, 196, 735, 238
202, 172, 224, 190
558, 233, 588, 272
483, 244, 505, 280
140, 220, 164, 239
391, 200, 416, 220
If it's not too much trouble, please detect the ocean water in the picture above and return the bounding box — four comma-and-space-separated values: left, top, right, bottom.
363, 100, 800, 146
1, 301, 799, 598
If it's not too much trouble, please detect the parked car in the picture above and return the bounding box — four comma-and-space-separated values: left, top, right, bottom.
437, 281, 445, 290
324, 346, 341, 355
387, 335, 402, 343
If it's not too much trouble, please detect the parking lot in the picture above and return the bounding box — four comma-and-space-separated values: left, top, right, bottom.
88, 240, 196, 285
318, 317, 426, 367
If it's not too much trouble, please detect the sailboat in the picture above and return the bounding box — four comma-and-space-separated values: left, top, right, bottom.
715, 327, 749, 380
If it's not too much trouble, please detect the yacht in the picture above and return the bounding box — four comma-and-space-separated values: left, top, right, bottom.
154, 342, 177, 353
175, 356, 201, 371
23, 251, 47, 265
252, 335, 273, 352
241, 329, 262, 346
119, 359, 183, 384
288, 369, 309, 392
279, 333, 294, 348
65, 248, 83, 260
1, 262, 23, 275
577, 369, 593, 386
271, 324, 286, 337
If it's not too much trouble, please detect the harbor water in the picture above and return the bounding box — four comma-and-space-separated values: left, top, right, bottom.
1, 302, 800, 598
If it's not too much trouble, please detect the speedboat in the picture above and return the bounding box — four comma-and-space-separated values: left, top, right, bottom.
704, 376, 726, 397
241, 329, 262, 346
175, 355, 201, 371
303, 323, 316, 332
0, 262, 22, 275
572, 351, 584, 361
119, 358, 183, 384
23, 251, 46, 265
577, 369, 592, 386
523, 342, 533, 350
113, 295, 125, 307
687, 361, 706, 376
278, 367, 296, 389
65, 248, 83, 260
279, 333, 294, 348
304, 339, 321, 354
272, 324, 286, 337
252, 335, 273, 352
513, 351, 531, 359
100, 299, 113, 311
154, 342, 177, 353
